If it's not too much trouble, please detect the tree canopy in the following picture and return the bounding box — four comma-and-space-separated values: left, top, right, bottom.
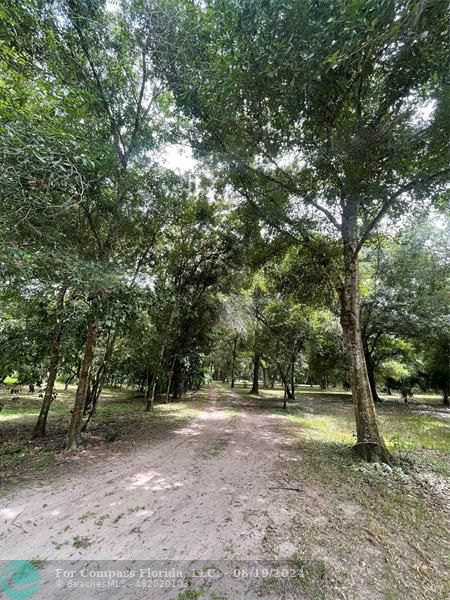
0, 0, 449, 463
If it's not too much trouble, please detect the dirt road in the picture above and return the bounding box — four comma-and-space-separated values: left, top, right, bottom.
0, 387, 296, 561
1, 386, 448, 599
0, 386, 302, 598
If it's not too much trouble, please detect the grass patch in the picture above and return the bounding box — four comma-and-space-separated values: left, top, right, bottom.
79, 511, 96, 523
72, 535, 92, 549
176, 587, 207, 600
30, 558, 46, 569
200, 438, 228, 459
250, 386, 450, 454
381, 414, 450, 452
219, 384, 449, 599
259, 553, 342, 600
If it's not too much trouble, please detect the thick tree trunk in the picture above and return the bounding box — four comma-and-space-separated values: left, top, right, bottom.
144, 371, 153, 406
231, 336, 238, 388
250, 352, 260, 394
33, 287, 66, 438
340, 245, 391, 464
65, 322, 97, 450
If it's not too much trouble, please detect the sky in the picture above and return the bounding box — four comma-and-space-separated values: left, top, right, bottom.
158, 144, 196, 174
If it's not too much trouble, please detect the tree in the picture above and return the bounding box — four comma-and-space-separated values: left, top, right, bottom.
360, 215, 450, 403
423, 337, 449, 405
155, 0, 450, 462
1, 0, 186, 447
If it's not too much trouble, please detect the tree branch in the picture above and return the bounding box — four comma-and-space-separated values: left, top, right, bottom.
355, 168, 450, 256
68, 11, 127, 167
248, 162, 341, 231
124, 50, 149, 162
236, 181, 344, 293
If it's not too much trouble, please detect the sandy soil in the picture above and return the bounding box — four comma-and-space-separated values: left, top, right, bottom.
0, 387, 302, 598
2, 387, 447, 599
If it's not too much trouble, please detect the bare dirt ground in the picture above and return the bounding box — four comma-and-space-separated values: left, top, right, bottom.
0, 387, 295, 561
0, 385, 448, 599
0, 386, 306, 599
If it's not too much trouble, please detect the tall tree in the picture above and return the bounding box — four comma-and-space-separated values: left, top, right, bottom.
155, 0, 450, 462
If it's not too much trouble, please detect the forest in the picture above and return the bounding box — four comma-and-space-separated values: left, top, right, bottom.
0, 1, 449, 599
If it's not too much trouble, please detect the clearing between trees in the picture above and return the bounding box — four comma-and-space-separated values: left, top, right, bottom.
1, 384, 448, 599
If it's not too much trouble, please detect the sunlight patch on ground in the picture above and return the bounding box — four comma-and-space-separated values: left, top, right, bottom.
198, 410, 231, 421
0, 507, 20, 519
125, 470, 184, 492
0, 412, 40, 421
174, 427, 202, 436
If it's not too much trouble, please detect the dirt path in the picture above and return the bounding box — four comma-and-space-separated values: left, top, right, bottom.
0, 386, 297, 563
1, 386, 448, 599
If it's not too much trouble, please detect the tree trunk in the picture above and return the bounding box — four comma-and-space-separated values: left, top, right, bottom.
33, 287, 66, 438
172, 358, 181, 400
340, 242, 391, 464
64, 371, 76, 391
145, 378, 158, 412
277, 362, 290, 406
290, 355, 296, 401
65, 322, 97, 450
250, 352, 260, 394
230, 336, 238, 388
145, 311, 174, 411
363, 343, 381, 403
165, 357, 176, 403
82, 330, 117, 431
144, 371, 154, 407
262, 367, 269, 389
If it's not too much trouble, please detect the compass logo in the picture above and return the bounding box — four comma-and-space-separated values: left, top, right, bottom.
0, 562, 40, 600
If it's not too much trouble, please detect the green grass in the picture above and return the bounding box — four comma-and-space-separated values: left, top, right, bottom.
72, 535, 92, 549
281, 411, 355, 445
381, 414, 450, 452
223, 405, 243, 415
217, 383, 449, 599
278, 409, 450, 452
224, 383, 450, 455
176, 588, 207, 600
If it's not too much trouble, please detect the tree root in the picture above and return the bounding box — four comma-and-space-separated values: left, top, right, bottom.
352, 441, 393, 465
